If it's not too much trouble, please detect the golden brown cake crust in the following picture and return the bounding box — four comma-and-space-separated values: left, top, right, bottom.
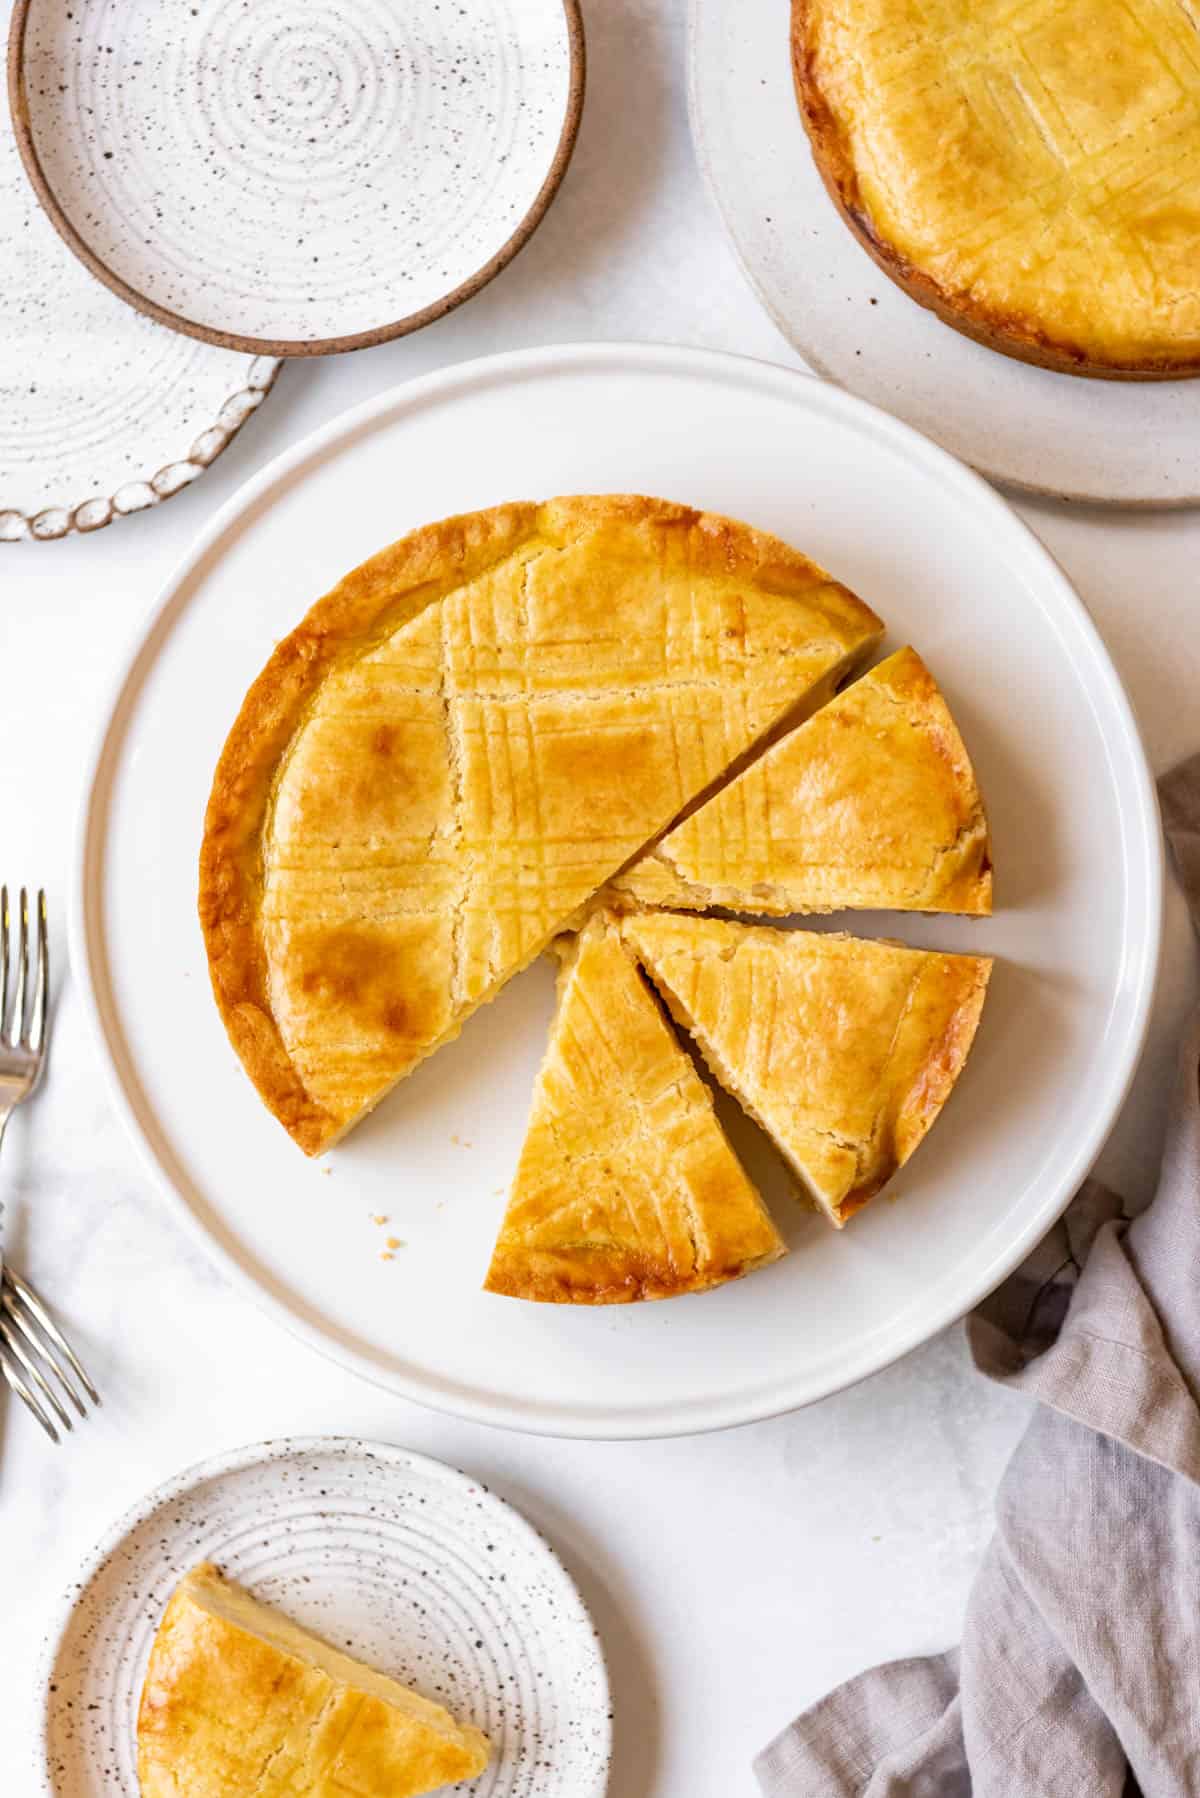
792, 0, 1200, 380
613, 647, 992, 917
624, 913, 991, 1226
483, 914, 784, 1303
199, 502, 541, 1154
199, 495, 883, 1154
137, 1562, 490, 1798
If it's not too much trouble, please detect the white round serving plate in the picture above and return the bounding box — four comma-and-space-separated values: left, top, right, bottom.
36, 1435, 611, 1798
0, 68, 277, 542
11, 0, 584, 356
71, 342, 1161, 1439
688, 0, 1200, 507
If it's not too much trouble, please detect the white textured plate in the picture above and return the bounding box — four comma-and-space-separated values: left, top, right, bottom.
688, 0, 1200, 506
71, 343, 1161, 1438
37, 1436, 611, 1798
0, 52, 277, 543
11, 0, 583, 356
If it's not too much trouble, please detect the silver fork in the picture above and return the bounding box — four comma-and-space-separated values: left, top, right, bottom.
0, 887, 100, 1442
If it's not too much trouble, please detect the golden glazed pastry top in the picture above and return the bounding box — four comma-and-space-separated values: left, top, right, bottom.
200, 495, 883, 1154
613, 647, 991, 916
624, 913, 991, 1226
136, 1563, 490, 1798
794, 0, 1200, 375
485, 913, 784, 1303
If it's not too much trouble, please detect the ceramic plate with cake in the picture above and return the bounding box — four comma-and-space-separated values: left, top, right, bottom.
72, 343, 1160, 1436
35, 1437, 610, 1798
792, 0, 1200, 380
689, 0, 1200, 501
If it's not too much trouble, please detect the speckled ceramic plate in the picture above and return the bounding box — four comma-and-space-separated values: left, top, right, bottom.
9, 0, 584, 357
36, 1436, 611, 1798
0, 55, 278, 543
688, 0, 1200, 506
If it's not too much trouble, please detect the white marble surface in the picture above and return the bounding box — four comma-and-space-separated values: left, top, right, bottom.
3, 3, 1198, 1793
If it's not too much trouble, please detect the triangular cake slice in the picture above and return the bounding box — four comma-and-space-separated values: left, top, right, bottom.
623, 913, 991, 1227
484, 913, 785, 1303
137, 1563, 490, 1798
201, 495, 883, 1153
612, 648, 991, 916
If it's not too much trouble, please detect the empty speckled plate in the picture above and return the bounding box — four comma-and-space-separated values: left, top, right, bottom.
36, 1436, 611, 1798
0, 59, 278, 543
10, 0, 584, 357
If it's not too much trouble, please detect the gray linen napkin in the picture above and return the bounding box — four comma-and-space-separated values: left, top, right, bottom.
756, 753, 1200, 1798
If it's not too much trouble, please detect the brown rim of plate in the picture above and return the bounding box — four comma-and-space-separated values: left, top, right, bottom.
7, 0, 586, 360
789, 0, 1200, 384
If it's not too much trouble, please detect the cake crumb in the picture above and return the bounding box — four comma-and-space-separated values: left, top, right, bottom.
370, 1214, 389, 1226
385, 1236, 403, 1251
450, 1134, 474, 1148
380, 1251, 394, 1263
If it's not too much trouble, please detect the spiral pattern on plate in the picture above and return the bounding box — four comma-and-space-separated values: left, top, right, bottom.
38, 1438, 610, 1798
20, 0, 576, 346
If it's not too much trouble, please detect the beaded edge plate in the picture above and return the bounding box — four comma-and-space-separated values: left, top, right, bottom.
0, 41, 278, 544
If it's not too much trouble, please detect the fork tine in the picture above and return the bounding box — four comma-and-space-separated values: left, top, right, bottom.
9, 888, 29, 1051
0, 1339, 61, 1444
0, 886, 9, 1042
23, 890, 48, 1050
0, 1314, 74, 1432
2, 1288, 87, 1419
3, 1268, 99, 1407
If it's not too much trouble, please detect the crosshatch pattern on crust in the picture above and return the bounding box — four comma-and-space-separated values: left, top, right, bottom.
200, 495, 884, 1153
793, 0, 1200, 376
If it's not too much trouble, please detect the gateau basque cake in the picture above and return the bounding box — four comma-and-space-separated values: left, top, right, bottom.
484, 913, 784, 1304
137, 1563, 490, 1798
792, 0, 1200, 377
612, 647, 991, 916
623, 914, 992, 1228
200, 492, 997, 1303
199, 495, 883, 1155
